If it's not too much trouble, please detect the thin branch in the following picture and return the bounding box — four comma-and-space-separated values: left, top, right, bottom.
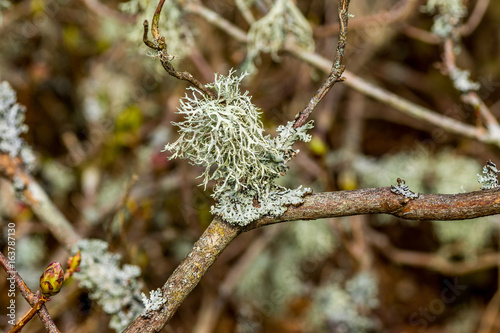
9, 297, 48, 333
0, 252, 60, 333
142, 1, 217, 99
0, 154, 80, 249
401, 24, 441, 44
365, 226, 500, 276
459, 0, 490, 36
293, 0, 350, 129
441, 38, 500, 133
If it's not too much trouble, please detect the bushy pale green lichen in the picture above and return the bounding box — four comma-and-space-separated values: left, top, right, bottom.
164, 70, 313, 225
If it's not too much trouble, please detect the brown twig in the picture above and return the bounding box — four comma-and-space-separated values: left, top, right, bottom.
366, 226, 500, 276
143, 1, 217, 100
0, 252, 60, 333
293, 0, 350, 129
9, 296, 48, 333
193, 225, 284, 333
459, 0, 490, 36
245, 187, 500, 230
442, 38, 499, 134
0, 154, 80, 248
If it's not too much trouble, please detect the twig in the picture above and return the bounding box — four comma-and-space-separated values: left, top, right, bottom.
401, 24, 441, 44
442, 38, 500, 133
293, 0, 350, 129
459, 0, 490, 36
9, 296, 48, 333
143, 1, 217, 99
245, 187, 500, 230
193, 225, 283, 333
0, 252, 60, 333
0, 154, 80, 248
123, 218, 242, 332
289, 46, 500, 145
365, 226, 500, 276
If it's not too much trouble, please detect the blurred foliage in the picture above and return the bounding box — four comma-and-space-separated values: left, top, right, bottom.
0, 0, 500, 332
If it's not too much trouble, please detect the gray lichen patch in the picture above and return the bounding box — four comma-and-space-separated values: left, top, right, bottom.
164, 70, 313, 225
0, 81, 35, 169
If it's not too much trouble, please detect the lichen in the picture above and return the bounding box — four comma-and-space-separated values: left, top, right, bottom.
422, 0, 467, 39
141, 289, 166, 316
164, 70, 313, 225
391, 178, 419, 199
477, 160, 499, 190
73, 239, 144, 332
307, 272, 379, 332
243, 0, 314, 73
0, 81, 35, 169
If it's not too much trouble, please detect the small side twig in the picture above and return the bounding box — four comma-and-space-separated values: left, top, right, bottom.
0, 153, 80, 249
442, 38, 500, 134
0, 252, 60, 333
293, 0, 350, 129
143, 0, 217, 100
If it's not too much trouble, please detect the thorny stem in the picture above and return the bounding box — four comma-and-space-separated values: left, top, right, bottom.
143, 1, 217, 99
293, 0, 350, 129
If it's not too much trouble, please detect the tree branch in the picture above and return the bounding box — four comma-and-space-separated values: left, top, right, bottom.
0, 154, 80, 249
293, 0, 350, 129
125, 185, 500, 331
245, 187, 500, 230
123, 218, 242, 332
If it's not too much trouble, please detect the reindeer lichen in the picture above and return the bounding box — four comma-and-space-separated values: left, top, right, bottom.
164, 70, 313, 225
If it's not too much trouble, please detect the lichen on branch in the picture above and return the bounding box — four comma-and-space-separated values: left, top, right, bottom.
164, 70, 313, 225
